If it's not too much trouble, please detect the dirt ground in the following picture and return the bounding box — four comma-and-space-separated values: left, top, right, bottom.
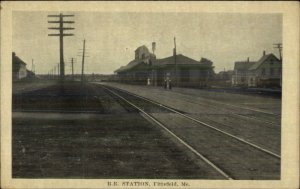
13, 114, 224, 179
12, 81, 223, 179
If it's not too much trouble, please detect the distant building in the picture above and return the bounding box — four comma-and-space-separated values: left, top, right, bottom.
115, 45, 214, 88
247, 52, 282, 87
214, 70, 234, 87
232, 51, 282, 88
26, 69, 36, 79
232, 58, 256, 87
12, 52, 28, 81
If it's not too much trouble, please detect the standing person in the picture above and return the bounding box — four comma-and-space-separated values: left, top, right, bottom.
164, 77, 167, 89
166, 77, 171, 89
147, 77, 151, 86
169, 79, 172, 89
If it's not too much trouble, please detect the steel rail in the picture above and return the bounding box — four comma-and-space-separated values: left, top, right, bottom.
234, 114, 279, 126
101, 85, 233, 180
102, 84, 281, 159
126, 85, 279, 116
163, 93, 280, 126
148, 87, 280, 116
172, 90, 280, 116
202, 98, 279, 116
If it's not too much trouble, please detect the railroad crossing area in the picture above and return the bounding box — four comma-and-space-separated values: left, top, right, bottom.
12, 81, 281, 180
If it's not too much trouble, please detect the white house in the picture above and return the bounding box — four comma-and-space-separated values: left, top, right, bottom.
12, 52, 27, 81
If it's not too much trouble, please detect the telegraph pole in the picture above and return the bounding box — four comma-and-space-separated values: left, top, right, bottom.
71, 58, 74, 81
174, 37, 177, 87
81, 39, 86, 82
54, 66, 56, 78
273, 43, 283, 87
48, 13, 75, 81
273, 43, 282, 61
31, 59, 34, 73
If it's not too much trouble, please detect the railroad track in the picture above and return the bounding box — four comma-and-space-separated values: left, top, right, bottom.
170, 88, 281, 116
98, 84, 280, 180
142, 87, 281, 125
162, 92, 281, 127
99, 83, 281, 126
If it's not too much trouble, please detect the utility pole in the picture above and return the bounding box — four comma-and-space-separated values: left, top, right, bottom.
48, 13, 75, 81
71, 58, 74, 81
81, 39, 86, 83
54, 66, 56, 78
173, 37, 177, 87
273, 43, 283, 87
273, 43, 282, 61
31, 59, 34, 73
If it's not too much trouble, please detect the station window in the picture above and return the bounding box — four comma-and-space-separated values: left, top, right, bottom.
270, 68, 274, 76
261, 68, 266, 75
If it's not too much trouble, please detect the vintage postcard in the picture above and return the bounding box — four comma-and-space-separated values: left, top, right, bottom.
1, 1, 299, 189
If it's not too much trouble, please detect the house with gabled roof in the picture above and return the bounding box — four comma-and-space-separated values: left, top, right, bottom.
12, 52, 28, 81
115, 44, 214, 88
232, 58, 256, 86
232, 51, 282, 88
247, 51, 282, 87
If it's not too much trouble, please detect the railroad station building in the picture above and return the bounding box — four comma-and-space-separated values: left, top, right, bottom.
232, 51, 282, 88
115, 45, 214, 88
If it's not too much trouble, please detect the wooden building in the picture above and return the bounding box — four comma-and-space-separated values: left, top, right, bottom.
232, 59, 256, 87
115, 45, 214, 88
232, 51, 282, 88
12, 52, 28, 81
247, 52, 282, 87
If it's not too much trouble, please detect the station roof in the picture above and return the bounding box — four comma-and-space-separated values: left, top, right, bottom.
153, 54, 199, 66
115, 54, 213, 73
114, 59, 147, 73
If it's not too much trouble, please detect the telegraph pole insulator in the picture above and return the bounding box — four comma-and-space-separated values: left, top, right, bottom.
48, 13, 75, 81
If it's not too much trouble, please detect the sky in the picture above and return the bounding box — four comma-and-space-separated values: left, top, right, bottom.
13, 12, 282, 74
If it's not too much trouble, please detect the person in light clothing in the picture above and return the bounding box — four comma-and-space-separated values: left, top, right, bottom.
147, 78, 151, 86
